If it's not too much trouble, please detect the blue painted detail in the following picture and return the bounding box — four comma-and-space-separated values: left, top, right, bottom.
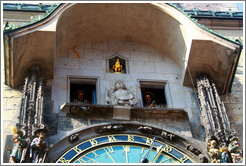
92, 89, 96, 104
57, 134, 194, 163
77, 141, 91, 151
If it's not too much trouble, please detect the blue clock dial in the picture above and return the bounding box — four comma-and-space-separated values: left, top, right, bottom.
56, 134, 194, 163
73, 145, 180, 163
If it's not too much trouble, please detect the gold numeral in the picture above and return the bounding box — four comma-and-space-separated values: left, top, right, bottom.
179, 155, 188, 163
108, 135, 117, 142
146, 138, 153, 145
163, 145, 172, 153
59, 158, 70, 163
128, 135, 134, 142
89, 139, 98, 147
73, 146, 82, 154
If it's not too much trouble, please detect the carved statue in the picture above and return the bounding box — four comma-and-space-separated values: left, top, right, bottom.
30, 129, 48, 163
208, 140, 220, 163
105, 80, 137, 106
228, 136, 243, 163
219, 144, 231, 163
113, 58, 123, 73
7, 127, 27, 163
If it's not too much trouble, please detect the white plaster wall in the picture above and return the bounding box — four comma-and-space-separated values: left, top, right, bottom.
52, 41, 196, 113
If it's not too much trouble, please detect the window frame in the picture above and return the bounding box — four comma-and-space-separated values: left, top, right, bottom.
138, 79, 173, 108
67, 76, 99, 104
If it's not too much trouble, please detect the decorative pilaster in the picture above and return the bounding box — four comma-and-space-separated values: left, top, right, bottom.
16, 66, 46, 140
196, 75, 242, 163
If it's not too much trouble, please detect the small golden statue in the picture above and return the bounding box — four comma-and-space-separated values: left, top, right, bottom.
113, 58, 123, 73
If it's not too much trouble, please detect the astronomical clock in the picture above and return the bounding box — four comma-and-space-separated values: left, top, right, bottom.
48, 123, 208, 163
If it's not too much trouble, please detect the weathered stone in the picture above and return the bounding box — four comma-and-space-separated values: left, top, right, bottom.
5, 98, 22, 110
70, 118, 88, 129
85, 48, 103, 59
231, 81, 243, 92
131, 51, 149, 62
225, 104, 243, 115
58, 117, 75, 131
155, 63, 179, 74
133, 61, 155, 73
2, 109, 19, 121
91, 41, 108, 50
228, 93, 243, 104
3, 88, 22, 97
56, 57, 80, 69
228, 115, 243, 123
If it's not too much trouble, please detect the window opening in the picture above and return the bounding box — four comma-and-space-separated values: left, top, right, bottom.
69, 78, 97, 104
140, 81, 167, 108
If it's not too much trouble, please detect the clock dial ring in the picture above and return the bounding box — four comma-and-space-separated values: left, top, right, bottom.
56, 134, 194, 163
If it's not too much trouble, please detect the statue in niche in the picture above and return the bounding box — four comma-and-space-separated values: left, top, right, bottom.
113, 58, 123, 73
105, 80, 138, 106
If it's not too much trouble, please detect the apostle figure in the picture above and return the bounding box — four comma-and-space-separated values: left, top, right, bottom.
30, 129, 48, 163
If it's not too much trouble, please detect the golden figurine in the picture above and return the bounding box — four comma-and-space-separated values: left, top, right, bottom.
113, 58, 123, 73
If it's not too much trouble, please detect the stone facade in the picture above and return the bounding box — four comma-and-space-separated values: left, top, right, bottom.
53, 40, 196, 137
2, 3, 243, 163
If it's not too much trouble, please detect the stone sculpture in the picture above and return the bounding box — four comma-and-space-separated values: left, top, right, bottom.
197, 75, 243, 163
208, 140, 220, 163
105, 80, 138, 106
30, 129, 48, 163
228, 136, 243, 163
7, 127, 27, 163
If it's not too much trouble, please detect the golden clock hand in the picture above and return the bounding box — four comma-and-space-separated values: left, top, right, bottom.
103, 148, 116, 163
151, 145, 164, 163
123, 146, 130, 163
160, 157, 172, 163
140, 137, 156, 163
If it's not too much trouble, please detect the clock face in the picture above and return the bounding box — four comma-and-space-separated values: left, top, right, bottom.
56, 134, 194, 163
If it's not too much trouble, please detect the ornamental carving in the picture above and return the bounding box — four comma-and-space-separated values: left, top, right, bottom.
196, 75, 243, 163
9, 66, 49, 163
105, 80, 138, 106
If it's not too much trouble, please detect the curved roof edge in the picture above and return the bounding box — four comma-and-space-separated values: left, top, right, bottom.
167, 3, 242, 46
3, 3, 64, 34
3, 3, 243, 47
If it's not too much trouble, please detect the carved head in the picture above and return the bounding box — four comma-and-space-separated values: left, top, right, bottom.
230, 136, 240, 147
210, 140, 217, 148
144, 92, 155, 104
12, 134, 20, 143
38, 130, 46, 140
75, 90, 87, 101
114, 80, 127, 91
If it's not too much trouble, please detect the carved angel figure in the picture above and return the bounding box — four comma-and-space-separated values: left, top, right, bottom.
105, 80, 138, 106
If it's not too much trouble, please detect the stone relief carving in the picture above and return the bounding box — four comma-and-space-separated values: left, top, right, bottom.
197, 75, 243, 163
96, 124, 124, 133
105, 80, 138, 106
10, 66, 49, 163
